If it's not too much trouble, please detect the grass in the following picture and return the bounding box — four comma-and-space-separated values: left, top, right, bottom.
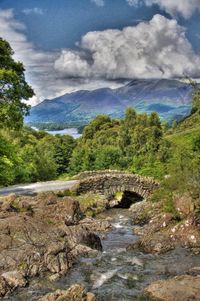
56, 173, 72, 181
11, 200, 33, 214
165, 112, 200, 148
114, 191, 123, 200
56, 189, 77, 197
166, 127, 200, 148
76, 193, 107, 216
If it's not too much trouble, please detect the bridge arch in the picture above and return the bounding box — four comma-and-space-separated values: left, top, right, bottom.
76, 171, 159, 206
110, 191, 144, 209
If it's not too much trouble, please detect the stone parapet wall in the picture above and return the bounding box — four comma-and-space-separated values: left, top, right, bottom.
75, 170, 129, 180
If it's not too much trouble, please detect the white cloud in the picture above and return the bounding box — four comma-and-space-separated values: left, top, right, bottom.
126, 0, 142, 7
22, 7, 44, 15
55, 14, 200, 80
90, 0, 105, 7
146, 0, 200, 18
127, 0, 200, 18
1, 9, 200, 106
0, 9, 58, 105
0, 9, 121, 105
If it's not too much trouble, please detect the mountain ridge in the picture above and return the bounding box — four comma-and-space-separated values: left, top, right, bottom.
25, 79, 192, 127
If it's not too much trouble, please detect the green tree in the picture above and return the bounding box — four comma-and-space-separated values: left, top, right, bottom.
119, 108, 137, 155
53, 135, 76, 174
0, 38, 34, 129
34, 139, 58, 181
83, 115, 111, 140
69, 144, 89, 174
0, 137, 18, 185
188, 80, 200, 114
148, 112, 162, 128
94, 145, 121, 170
16, 144, 38, 183
124, 107, 137, 128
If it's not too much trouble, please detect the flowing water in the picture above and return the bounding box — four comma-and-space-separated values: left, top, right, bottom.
6, 208, 200, 301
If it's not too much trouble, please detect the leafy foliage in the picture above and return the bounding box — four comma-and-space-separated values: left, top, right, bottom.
0, 128, 76, 186
0, 36, 199, 217
0, 38, 34, 129
69, 108, 169, 178
191, 80, 200, 114
152, 107, 200, 216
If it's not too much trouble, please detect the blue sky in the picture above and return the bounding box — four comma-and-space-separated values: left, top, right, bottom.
0, 0, 200, 104
0, 0, 160, 50
1, 0, 200, 51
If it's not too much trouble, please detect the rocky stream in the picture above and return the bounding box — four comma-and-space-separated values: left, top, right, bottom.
0, 191, 200, 301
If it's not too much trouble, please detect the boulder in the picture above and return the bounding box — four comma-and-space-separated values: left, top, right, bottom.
38, 284, 96, 301
1, 271, 27, 288
79, 217, 111, 232
0, 271, 26, 298
144, 275, 200, 301
189, 266, 200, 276
0, 276, 11, 297
0, 192, 103, 298
130, 198, 200, 254
80, 232, 102, 251
65, 224, 102, 252
174, 193, 195, 218
44, 241, 70, 274
130, 200, 161, 226
63, 198, 83, 226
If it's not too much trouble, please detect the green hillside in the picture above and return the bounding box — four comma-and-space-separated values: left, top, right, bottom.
166, 112, 200, 148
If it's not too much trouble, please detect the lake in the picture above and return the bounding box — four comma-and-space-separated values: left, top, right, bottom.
31, 127, 82, 139
47, 128, 82, 139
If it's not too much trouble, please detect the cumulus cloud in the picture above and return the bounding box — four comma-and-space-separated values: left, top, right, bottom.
127, 0, 200, 18
1, 9, 200, 105
90, 0, 105, 7
0, 9, 122, 104
147, 0, 200, 18
55, 14, 200, 80
22, 7, 44, 15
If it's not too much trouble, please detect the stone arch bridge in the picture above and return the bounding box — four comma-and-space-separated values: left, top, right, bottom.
76, 170, 159, 200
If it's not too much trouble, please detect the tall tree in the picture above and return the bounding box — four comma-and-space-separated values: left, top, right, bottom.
0, 38, 34, 129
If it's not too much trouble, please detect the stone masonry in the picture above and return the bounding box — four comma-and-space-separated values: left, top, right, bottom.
76, 170, 159, 200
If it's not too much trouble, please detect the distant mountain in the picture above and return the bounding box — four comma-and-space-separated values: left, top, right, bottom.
25, 79, 192, 127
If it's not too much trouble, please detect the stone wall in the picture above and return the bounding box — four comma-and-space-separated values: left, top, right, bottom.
75, 170, 129, 180
76, 171, 159, 200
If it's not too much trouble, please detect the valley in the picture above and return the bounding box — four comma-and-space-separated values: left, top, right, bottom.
26, 79, 192, 129
0, 16, 200, 301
